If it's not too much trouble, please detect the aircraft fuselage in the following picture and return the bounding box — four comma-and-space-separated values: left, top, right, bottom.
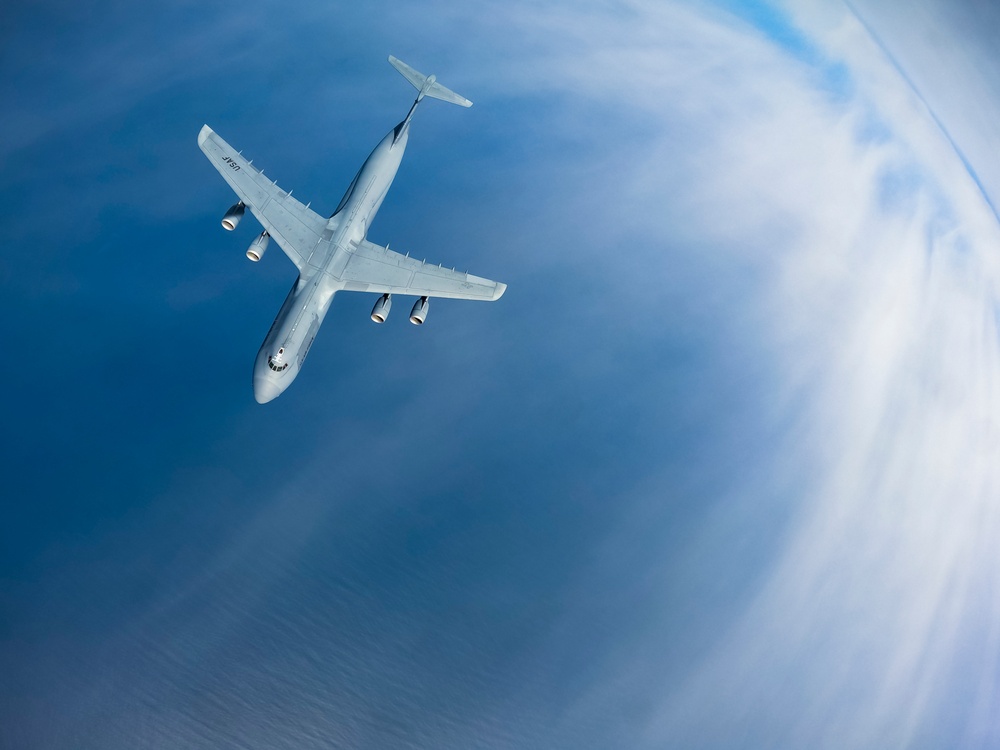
252, 125, 410, 403
200, 56, 498, 403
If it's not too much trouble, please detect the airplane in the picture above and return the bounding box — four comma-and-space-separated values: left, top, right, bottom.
199, 55, 506, 403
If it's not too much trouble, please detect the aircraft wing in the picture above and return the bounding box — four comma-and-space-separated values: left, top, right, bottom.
198, 125, 328, 273
336, 239, 506, 301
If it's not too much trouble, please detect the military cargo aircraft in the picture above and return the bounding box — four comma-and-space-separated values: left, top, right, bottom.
199, 56, 506, 403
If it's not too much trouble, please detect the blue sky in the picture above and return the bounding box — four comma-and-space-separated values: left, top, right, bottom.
3, 0, 1000, 747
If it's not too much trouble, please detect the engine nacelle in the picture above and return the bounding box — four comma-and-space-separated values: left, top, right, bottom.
370, 293, 392, 323
247, 231, 270, 262
409, 296, 429, 325
221, 201, 245, 230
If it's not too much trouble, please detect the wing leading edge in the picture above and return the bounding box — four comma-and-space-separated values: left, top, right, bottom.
198, 125, 329, 273
336, 239, 506, 301
199, 124, 505, 301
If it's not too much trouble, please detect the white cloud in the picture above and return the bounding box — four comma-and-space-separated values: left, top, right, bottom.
165, 2, 1000, 745
396, 0, 1000, 746
571, 3, 1000, 747
10, 1, 1000, 747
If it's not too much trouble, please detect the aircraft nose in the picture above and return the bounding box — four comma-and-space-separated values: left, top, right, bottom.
253, 378, 282, 404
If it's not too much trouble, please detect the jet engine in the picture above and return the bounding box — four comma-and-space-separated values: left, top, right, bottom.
221, 201, 245, 230
409, 296, 429, 325
370, 293, 392, 323
246, 231, 270, 262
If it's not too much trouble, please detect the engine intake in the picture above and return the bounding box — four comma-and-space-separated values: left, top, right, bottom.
371, 293, 392, 323
409, 296, 429, 325
221, 201, 245, 230
247, 231, 270, 262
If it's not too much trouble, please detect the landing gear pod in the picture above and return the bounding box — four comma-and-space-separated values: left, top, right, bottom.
247, 231, 269, 262
409, 296, 429, 325
371, 293, 391, 323
221, 201, 245, 230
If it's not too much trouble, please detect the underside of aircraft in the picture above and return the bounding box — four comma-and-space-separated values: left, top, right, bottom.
198, 56, 506, 402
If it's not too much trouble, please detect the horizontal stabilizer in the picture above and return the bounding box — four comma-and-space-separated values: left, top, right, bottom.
389, 55, 472, 107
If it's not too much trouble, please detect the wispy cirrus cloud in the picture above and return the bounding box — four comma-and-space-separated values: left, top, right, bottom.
555, 2, 1000, 746
5, 1, 1000, 748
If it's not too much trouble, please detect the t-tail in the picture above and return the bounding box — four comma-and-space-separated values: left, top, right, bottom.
389, 55, 473, 107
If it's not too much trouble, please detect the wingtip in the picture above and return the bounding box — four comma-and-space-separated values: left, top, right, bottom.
198, 124, 213, 147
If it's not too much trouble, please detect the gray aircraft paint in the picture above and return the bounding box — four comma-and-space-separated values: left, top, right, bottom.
199, 56, 505, 403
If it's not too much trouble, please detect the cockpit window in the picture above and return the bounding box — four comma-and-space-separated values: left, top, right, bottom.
267, 351, 289, 372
